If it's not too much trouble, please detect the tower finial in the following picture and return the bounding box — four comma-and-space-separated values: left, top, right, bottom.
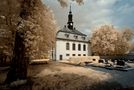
69, 4, 72, 13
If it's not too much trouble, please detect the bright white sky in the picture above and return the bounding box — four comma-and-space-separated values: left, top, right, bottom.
42, 0, 134, 36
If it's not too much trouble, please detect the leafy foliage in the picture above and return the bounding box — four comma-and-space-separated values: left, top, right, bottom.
0, 0, 57, 61
91, 25, 133, 56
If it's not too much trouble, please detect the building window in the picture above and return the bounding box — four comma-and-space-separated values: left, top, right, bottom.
93, 59, 96, 61
66, 54, 70, 56
83, 44, 86, 51
66, 43, 70, 50
78, 44, 81, 51
83, 54, 86, 56
65, 34, 69, 38
78, 54, 81, 56
82, 36, 86, 40
72, 54, 75, 56
74, 35, 78, 39
72, 43, 76, 50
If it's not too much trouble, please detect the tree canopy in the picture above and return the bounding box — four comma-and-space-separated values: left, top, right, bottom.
91, 25, 133, 56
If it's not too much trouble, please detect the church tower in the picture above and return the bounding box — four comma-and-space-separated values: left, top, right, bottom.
55, 4, 90, 60
67, 5, 73, 30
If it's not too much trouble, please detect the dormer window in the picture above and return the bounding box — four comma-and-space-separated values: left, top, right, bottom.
74, 35, 78, 39
65, 34, 69, 38
82, 36, 85, 40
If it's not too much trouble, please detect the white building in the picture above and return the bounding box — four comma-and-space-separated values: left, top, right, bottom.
55, 6, 91, 60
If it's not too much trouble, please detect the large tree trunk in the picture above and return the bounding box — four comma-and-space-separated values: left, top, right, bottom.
5, 31, 28, 84
5, 0, 31, 84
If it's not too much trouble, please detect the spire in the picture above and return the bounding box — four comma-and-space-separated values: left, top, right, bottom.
67, 4, 73, 30
69, 4, 72, 14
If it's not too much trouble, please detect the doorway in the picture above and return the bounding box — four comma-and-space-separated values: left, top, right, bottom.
59, 55, 63, 60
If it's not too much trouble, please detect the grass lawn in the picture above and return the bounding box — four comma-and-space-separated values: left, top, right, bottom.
0, 61, 134, 90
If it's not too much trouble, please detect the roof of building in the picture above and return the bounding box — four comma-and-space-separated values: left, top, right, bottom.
57, 5, 87, 37
57, 26, 87, 36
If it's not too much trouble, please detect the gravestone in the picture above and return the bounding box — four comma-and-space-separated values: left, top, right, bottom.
117, 60, 125, 66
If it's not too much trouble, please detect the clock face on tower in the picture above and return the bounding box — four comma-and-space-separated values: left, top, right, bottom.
70, 23, 73, 26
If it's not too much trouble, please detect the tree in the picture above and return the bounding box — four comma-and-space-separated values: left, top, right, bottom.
122, 28, 134, 53
2, 0, 57, 84
122, 28, 134, 41
91, 25, 133, 56
130, 43, 134, 52
0, 0, 19, 66
0, 0, 84, 84
57, 0, 84, 7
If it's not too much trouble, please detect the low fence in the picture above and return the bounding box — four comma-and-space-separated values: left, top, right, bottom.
29, 59, 50, 64
68, 56, 100, 65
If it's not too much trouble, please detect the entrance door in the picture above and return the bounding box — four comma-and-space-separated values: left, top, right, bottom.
59, 55, 63, 60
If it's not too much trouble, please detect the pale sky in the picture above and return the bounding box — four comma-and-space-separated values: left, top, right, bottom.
42, 0, 134, 36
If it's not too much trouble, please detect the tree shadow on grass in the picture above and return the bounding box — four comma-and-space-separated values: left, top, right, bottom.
31, 73, 123, 90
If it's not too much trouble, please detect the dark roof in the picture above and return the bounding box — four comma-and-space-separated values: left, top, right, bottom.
57, 27, 87, 36
56, 38, 89, 43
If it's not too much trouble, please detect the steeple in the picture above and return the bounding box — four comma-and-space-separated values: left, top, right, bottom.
67, 4, 73, 30
69, 5, 72, 14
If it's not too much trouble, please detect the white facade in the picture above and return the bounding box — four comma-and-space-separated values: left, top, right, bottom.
55, 30, 90, 60
54, 6, 91, 60
56, 40, 89, 60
